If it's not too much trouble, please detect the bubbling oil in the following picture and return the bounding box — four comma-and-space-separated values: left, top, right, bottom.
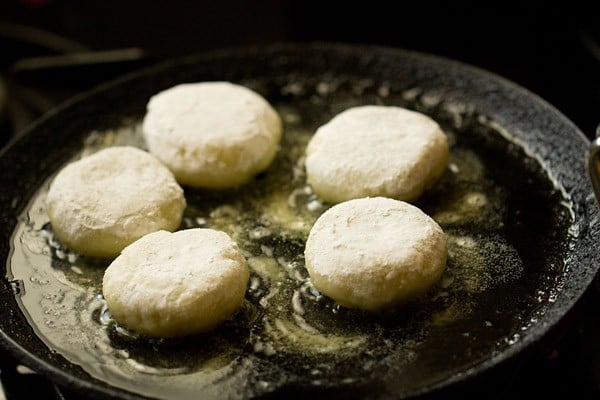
7, 79, 574, 399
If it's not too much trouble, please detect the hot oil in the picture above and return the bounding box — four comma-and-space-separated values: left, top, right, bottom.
7, 78, 574, 398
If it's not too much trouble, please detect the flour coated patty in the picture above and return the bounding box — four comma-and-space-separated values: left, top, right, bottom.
305, 106, 448, 203
142, 82, 282, 189
304, 197, 447, 311
46, 146, 185, 258
102, 228, 249, 337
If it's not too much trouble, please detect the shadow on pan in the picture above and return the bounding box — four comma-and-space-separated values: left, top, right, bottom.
0, 43, 598, 399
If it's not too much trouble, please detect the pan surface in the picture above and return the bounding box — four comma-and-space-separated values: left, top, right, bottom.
1, 43, 599, 399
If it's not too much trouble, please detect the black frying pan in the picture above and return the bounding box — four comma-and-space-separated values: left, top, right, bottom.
1, 43, 599, 399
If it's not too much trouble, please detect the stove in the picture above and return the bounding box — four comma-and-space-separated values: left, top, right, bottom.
1, 1, 599, 399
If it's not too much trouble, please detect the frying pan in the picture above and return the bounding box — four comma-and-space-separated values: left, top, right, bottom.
1, 43, 599, 399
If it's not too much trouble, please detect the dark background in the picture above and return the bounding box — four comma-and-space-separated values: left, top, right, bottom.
0, 1, 599, 399
1, 1, 599, 141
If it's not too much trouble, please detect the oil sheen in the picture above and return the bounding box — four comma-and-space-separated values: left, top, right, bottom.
7, 79, 574, 399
